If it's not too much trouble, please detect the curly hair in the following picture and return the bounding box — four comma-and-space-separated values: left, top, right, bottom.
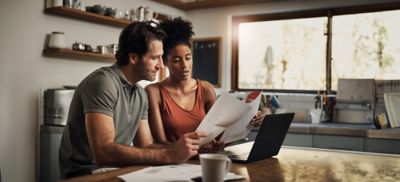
116, 21, 166, 65
160, 17, 194, 63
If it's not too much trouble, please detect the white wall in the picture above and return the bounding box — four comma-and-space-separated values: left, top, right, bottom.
186, 0, 400, 93
0, 0, 183, 181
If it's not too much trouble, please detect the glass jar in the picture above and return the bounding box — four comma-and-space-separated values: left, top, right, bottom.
48, 32, 66, 48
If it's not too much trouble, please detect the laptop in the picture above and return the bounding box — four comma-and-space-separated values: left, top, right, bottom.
221, 113, 295, 163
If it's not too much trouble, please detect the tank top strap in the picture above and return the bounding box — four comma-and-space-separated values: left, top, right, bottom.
196, 79, 204, 104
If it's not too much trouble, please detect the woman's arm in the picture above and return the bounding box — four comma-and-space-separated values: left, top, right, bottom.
145, 83, 171, 144
201, 80, 217, 112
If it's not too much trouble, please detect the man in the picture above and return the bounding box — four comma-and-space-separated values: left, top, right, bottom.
59, 21, 206, 179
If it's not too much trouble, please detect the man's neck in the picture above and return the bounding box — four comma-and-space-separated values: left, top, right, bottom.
120, 64, 140, 85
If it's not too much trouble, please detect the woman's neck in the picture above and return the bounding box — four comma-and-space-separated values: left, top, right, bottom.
166, 77, 196, 90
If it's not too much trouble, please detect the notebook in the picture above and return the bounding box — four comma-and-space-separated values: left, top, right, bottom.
221, 113, 295, 163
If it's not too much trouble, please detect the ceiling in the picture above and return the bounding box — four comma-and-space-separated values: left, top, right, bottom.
152, 0, 289, 10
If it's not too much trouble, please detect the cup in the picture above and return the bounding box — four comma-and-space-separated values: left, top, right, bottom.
199, 154, 231, 182
136, 6, 144, 21
309, 109, 322, 124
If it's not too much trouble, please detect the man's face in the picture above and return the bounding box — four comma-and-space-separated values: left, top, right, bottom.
136, 40, 164, 81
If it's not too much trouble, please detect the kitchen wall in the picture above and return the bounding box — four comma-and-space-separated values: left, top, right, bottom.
0, 0, 183, 181
0, 0, 398, 181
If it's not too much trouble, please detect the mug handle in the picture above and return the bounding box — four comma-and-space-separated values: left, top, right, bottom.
225, 158, 232, 176
153, 11, 158, 19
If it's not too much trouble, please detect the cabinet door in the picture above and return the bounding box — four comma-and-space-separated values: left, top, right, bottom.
283, 133, 313, 147
364, 138, 400, 154
313, 135, 364, 151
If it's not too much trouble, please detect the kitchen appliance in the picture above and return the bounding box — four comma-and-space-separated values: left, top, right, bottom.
333, 79, 375, 124
39, 88, 74, 182
44, 89, 74, 126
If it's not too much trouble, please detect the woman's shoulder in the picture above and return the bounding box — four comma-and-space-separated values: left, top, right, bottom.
199, 80, 215, 91
145, 82, 161, 95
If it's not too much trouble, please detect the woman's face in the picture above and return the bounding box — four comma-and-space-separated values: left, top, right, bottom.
166, 44, 193, 80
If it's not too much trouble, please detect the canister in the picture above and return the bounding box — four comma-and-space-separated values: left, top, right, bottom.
49, 32, 66, 48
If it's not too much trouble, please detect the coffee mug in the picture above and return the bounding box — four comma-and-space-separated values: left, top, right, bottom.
199, 154, 232, 182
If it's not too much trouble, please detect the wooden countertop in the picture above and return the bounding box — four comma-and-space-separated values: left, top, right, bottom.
288, 123, 400, 140
61, 146, 400, 182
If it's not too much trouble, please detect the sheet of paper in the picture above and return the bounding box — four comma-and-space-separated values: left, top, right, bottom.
118, 164, 244, 182
220, 91, 262, 143
196, 92, 251, 145
385, 93, 400, 128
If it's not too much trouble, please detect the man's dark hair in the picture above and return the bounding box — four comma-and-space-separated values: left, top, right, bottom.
160, 17, 194, 63
116, 21, 166, 65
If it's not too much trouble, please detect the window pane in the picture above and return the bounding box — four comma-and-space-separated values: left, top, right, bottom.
238, 17, 327, 91
332, 10, 400, 90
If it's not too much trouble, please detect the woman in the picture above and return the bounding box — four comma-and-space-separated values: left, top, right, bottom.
145, 17, 263, 151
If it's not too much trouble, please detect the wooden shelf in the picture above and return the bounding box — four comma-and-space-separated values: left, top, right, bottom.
43, 48, 115, 62
45, 7, 130, 27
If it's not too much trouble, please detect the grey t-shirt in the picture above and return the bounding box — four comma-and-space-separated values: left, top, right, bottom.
59, 64, 148, 178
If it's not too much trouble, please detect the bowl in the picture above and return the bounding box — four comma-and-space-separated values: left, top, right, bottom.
105, 7, 116, 17
92, 4, 107, 15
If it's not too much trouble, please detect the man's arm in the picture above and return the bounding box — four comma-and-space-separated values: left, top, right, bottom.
134, 119, 169, 148
85, 112, 204, 167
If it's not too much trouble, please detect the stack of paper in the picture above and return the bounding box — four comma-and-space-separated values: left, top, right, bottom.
196, 92, 262, 145
383, 92, 400, 128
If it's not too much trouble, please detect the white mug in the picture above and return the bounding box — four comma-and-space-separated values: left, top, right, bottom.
199, 154, 232, 182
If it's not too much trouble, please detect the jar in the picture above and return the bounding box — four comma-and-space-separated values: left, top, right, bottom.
48, 32, 66, 48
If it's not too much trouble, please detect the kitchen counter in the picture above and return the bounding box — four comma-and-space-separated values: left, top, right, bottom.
288, 122, 400, 140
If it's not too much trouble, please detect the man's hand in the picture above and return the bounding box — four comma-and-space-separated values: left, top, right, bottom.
199, 140, 225, 153
167, 132, 207, 163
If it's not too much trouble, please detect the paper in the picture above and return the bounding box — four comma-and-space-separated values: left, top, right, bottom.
118, 164, 244, 182
220, 91, 262, 143
196, 92, 251, 145
384, 93, 400, 128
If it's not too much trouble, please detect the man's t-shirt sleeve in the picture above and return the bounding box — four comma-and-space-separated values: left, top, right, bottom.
81, 73, 117, 117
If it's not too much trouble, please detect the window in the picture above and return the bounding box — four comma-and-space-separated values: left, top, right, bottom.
232, 2, 400, 93
331, 10, 400, 90
238, 17, 327, 91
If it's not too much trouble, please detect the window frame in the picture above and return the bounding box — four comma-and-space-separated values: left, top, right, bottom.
231, 2, 400, 94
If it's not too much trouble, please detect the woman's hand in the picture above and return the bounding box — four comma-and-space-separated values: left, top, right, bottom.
250, 111, 264, 127
199, 140, 225, 153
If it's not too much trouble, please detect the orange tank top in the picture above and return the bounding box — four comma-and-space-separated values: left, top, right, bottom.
160, 80, 206, 142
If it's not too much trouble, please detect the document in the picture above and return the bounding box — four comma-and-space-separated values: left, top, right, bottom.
118, 164, 244, 182
220, 91, 262, 143
384, 92, 400, 128
196, 92, 251, 145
